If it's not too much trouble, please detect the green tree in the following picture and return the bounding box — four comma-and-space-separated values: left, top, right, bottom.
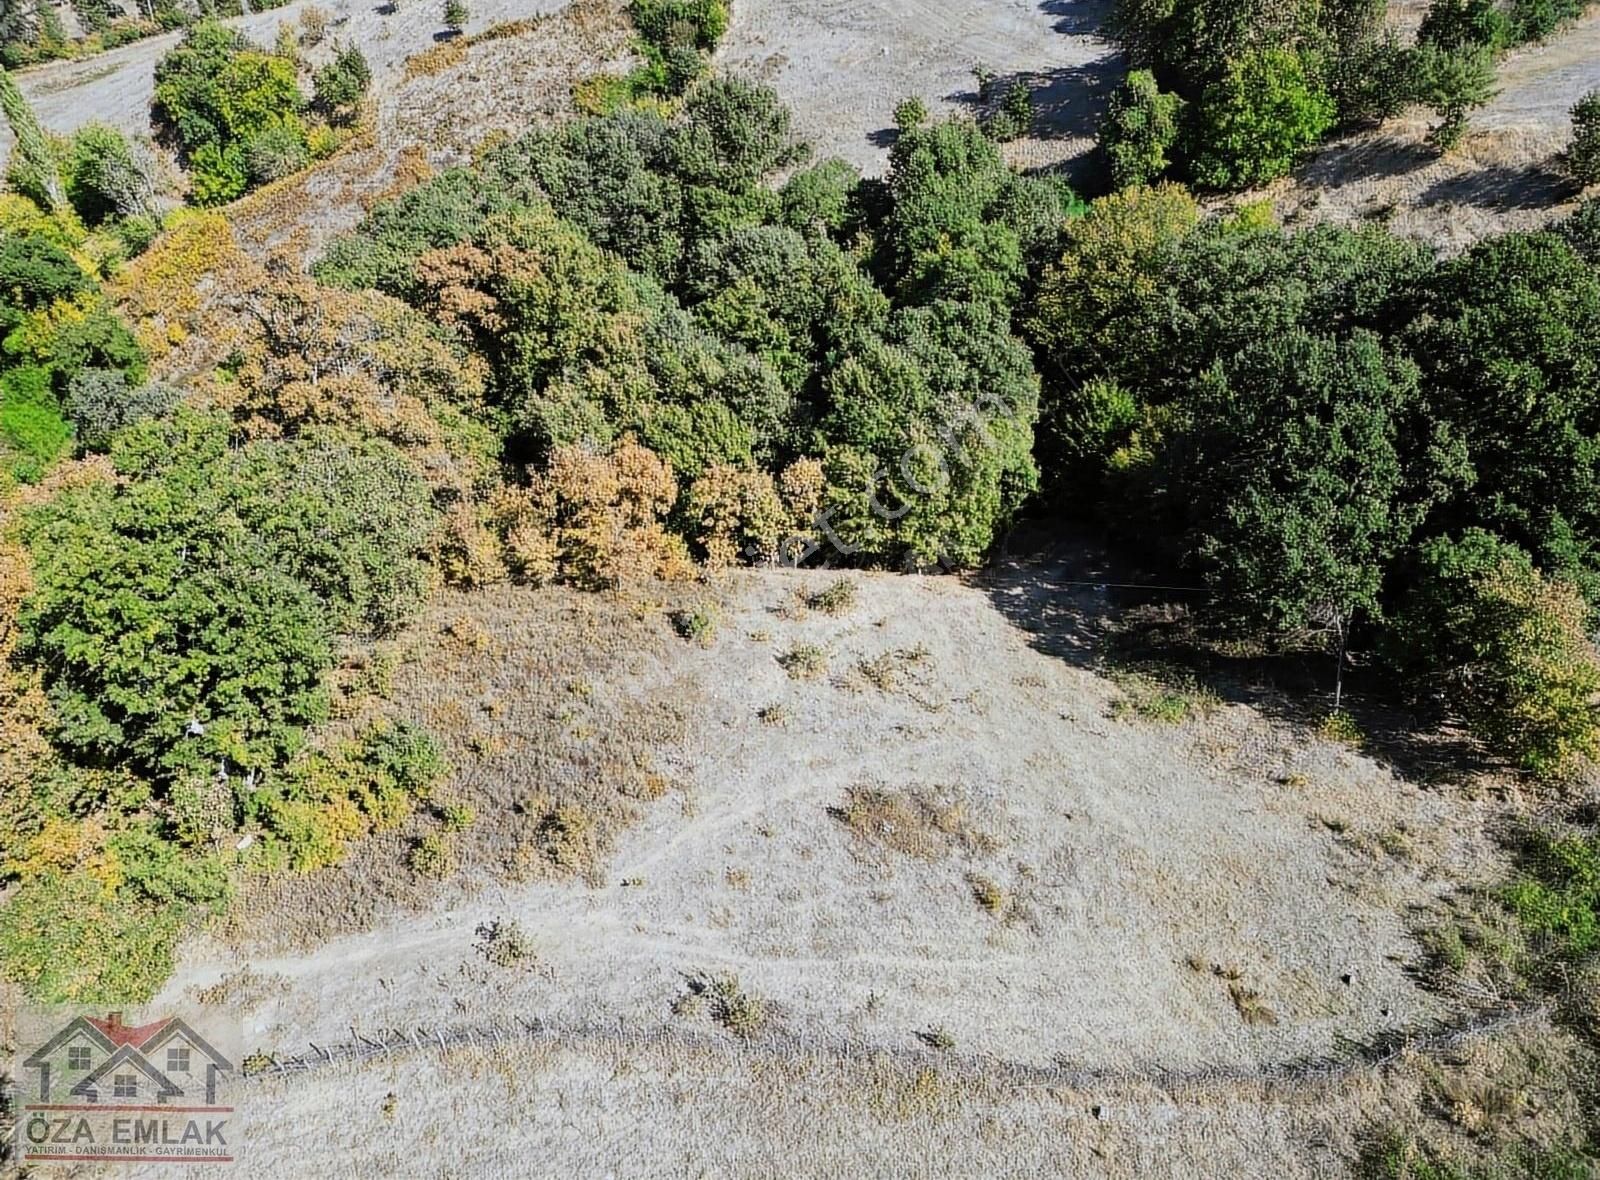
19, 411, 434, 779
1413, 41, 1497, 150
1403, 230, 1600, 599
153, 21, 306, 200
0, 65, 63, 210
313, 43, 371, 120
1160, 330, 1464, 703
1098, 69, 1185, 189
443, 0, 467, 33
1566, 88, 1600, 187
1417, 0, 1508, 50
1184, 48, 1336, 190
1390, 531, 1600, 775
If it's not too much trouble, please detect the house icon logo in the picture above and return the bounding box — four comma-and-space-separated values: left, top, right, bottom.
17, 1007, 239, 1166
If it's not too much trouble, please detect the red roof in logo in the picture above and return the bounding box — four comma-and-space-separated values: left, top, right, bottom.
84, 1014, 170, 1049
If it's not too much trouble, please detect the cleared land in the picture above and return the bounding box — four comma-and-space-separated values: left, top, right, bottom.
716, 0, 1118, 177
133, 557, 1512, 1175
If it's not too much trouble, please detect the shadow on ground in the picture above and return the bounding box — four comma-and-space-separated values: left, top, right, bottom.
976, 528, 1496, 785
1418, 159, 1578, 210
1040, 0, 1117, 36
1294, 135, 1441, 191
948, 53, 1123, 142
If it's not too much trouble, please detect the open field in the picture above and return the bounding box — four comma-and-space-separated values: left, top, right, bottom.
117, 556, 1523, 1174
716, 0, 1118, 177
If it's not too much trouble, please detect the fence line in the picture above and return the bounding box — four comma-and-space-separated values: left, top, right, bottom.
236, 1001, 1552, 1095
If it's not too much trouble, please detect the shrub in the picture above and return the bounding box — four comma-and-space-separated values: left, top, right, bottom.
1391, 531, 1600, 777
1505, 829, 1600, 965
1099, 69, 1185, 189
0, 872, 187, 1003
188, 141, 249, 205
251, 720, 445, 871
154, 21, 306, 201
0, 365, 71, 483
64, 368, 184, 452
779, 643, 828, 680
1184, 48, 1336, 190
893, 96, 929, 132
669, 604, 718, 646
807, 578, 857, 615
984, 82, 1034, 142
1567, 89, 1600, 187
1418, 0, 1509, 51
244, 120, 311, 185
313, 43, 371, 119
629, 0, 728, 52
298, 5, 331, 47
497, 440, 693, 589
443, 0, 468, 33
1413, 42, 1497, 150
475, 918, 535, 966
64, 124, 155, 225
409, 832, 455, 878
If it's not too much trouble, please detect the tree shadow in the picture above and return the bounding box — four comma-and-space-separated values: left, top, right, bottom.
1418, 159, 1578, 211
976, 528, 1496, 787
1038, 0, 1117, 36
1294, 134, 1441, 190
947, 53, 1124, 144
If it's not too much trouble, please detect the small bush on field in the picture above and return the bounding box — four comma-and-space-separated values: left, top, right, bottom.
1319, 709, 1364, 745
440, 801, 477, 832
967, 872, 1006, 914
807, 578, 857, 615
779, 643, 828, 680
1504, 829, 1600, 966
409, 832, 455, 879
475, 917, 535, 967
670, 604, 719, 646
918, 1025, 956, 1051
678, 972, 766, 1036
854, 646, 930, 693
1109, 669, 1218, 724
529, 801, 602, 874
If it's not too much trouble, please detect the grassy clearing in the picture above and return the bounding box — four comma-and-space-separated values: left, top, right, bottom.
231, 586, 689, 947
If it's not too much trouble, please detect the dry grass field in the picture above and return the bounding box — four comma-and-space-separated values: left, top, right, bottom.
118, 558, 1556, 1176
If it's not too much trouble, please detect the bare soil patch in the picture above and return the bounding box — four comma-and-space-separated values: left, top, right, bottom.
159, 565, 1494, 1088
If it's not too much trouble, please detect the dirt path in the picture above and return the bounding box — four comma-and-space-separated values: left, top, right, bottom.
0, 0, 580, 162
